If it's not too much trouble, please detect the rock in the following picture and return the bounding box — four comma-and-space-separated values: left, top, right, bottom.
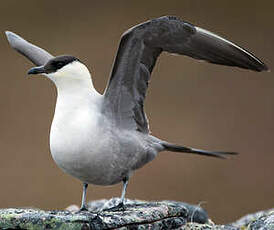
232, 208, 274, 230
0, 198, 272, 230
0, 198, 207, 230
248, 211, 274, 230
86, 198, 209, 224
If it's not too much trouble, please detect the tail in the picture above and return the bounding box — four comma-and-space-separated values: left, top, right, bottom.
162, 142, 238, 159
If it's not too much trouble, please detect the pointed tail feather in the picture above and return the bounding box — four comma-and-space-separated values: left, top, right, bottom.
162, 142, 238, 159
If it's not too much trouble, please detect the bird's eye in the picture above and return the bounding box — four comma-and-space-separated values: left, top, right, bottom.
56, 62, 64, 69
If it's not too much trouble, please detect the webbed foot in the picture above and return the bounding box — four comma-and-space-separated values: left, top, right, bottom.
102, 202, 126, 212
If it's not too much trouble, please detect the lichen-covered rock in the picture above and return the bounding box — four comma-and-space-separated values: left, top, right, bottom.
249, 212, 274, 230
180, 222, 239, 230
232, 208, 274, 230
248, 212, 274, 230
0, 198, 208, 230
86, 198, 209, 224
0, 198, 272, 230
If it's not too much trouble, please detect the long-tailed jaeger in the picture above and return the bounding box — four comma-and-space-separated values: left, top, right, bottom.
5, 16, 268, 211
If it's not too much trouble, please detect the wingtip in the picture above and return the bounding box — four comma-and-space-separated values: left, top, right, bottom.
5, 30, 12, 35
4, 31, 30, 51
5, 31, 20, 45
253, 60, 269, 72
5, 30, 15, 39
261, 63, 270, 72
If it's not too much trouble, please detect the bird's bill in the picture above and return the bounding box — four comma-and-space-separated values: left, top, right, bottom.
27, 66, 46, 75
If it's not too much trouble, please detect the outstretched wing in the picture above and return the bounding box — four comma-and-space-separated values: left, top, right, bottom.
103, 16, 268, 133
5, 31, 54, 66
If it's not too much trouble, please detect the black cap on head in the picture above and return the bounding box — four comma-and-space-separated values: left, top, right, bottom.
44, 55, 80, 73
28, 55, 80, 75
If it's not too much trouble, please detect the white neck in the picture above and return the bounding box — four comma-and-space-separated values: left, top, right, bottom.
48, 62, 104, 171
46, 61, 102, 127
46, 61, 99, 96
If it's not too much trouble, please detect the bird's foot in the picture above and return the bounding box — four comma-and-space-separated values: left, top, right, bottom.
75, 206, 99, 216
101, 202, 126, 212
76, 205, 89, 213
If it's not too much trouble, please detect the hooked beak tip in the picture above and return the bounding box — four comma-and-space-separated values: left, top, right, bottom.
27, 66, 45, 75
27, 69, 35, 75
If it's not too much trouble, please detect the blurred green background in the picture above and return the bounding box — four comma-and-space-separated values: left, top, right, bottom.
0, 0, 273, 224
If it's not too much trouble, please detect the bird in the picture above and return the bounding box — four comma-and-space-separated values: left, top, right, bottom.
5, 16, 268, 211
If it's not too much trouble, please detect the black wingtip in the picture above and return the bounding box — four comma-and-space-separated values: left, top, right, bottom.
233, 58, 269, 73
259, 63, 270, 72
167, 17, 270, 73
250, 58, 269, 72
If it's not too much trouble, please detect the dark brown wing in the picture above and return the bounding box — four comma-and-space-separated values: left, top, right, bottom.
104, 16, 268, 133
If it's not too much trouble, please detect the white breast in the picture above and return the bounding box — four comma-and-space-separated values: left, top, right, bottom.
46, 62, 140, 185
49, 88, 106, 180
46, 61, 115, 183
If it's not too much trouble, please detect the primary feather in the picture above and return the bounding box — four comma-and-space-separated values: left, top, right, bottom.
103, 16, 268, 135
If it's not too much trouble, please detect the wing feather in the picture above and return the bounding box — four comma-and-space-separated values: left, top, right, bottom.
103, 16, 268, 133
5, 31, 54, 66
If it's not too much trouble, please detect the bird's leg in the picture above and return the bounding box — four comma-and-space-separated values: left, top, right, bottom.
119, 177, 129, 206
102, 177, 129, 212
79, 183, 88, 211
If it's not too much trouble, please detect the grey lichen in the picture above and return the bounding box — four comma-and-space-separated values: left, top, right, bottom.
242, 210, 274, 230
232, 208, 274, 229
0, 199, 273, 230
0, 199, 208, 230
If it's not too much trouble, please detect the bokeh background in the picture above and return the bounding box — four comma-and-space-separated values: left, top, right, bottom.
0, 0, 273, 224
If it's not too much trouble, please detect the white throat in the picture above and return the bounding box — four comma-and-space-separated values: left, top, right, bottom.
46, 61, 98, 95
48, 61, 104, 179
47, 61, 102, 136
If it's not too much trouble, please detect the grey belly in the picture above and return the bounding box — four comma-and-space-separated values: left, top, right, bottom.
58, 154, 131, 185
50, 131, 158, 186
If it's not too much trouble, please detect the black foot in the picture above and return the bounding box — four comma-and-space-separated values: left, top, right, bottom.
75, 206, 99, 215
77, 206, 89, 213
102, 202, 126, 212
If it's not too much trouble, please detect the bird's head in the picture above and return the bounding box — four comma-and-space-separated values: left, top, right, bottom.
27, 55, 91, 86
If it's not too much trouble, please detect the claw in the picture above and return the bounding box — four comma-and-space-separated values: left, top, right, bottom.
74, 205, 89, 213
102, 202, 126, 212
79, 206, 89, 212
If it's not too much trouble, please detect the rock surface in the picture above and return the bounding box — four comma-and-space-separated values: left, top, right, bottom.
0, 198, 272, 230
233, 208, 274, 230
